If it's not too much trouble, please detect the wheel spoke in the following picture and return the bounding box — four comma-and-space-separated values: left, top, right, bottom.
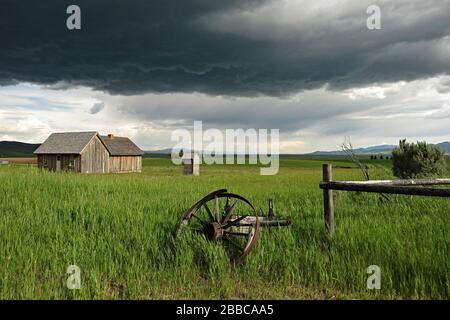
222, 199, 238, 224
191, 213, 207, 225
224, 235, 244, 251
203, 203, 215, 222
215, 196, 220, 223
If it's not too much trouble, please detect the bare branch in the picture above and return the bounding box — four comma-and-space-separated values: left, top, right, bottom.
341, 137, 390, 201
341, 137, 370, 180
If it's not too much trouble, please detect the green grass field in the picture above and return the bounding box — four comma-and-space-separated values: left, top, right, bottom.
0, 158, 448, 299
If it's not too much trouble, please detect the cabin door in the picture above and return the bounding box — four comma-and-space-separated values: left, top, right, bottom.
56, 155, 61, 171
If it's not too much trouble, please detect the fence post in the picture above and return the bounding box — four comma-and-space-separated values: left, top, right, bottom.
323, 164, 335, 236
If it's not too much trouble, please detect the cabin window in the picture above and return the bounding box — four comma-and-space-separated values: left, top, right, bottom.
43, 155, 48, 167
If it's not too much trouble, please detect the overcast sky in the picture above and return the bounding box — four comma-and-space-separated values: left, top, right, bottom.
1, 0, 449, 153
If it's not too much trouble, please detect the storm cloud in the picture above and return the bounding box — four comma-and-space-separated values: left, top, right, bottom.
1, 0, 449, 97
89, 102, 104, 114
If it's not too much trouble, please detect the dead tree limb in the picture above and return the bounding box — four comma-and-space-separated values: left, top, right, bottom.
341, 138, 390, 201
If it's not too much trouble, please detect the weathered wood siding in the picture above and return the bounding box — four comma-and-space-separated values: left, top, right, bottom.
80, 136, 110, 173
37, 154, 81, 172
109, 156, 142, 173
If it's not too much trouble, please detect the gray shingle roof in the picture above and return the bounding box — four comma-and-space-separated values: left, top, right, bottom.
99, 135, 144, 156
34, 132, 97, 154
34, 132, 144, 156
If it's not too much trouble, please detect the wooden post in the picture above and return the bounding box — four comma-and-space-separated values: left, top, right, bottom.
323, 164, 334, 236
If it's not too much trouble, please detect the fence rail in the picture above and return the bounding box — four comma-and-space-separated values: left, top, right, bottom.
319, 164, 450, 236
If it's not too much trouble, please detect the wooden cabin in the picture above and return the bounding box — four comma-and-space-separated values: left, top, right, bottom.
34, 132, 144, 173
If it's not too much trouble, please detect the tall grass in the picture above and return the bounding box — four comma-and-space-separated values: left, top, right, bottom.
0, 158, 448, 299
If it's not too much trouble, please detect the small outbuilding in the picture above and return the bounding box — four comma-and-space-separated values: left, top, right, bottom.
34, 132, 144, 173
182, 153, 200, 176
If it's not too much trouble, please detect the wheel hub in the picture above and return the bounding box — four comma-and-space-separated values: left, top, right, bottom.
204, 222, 223, 241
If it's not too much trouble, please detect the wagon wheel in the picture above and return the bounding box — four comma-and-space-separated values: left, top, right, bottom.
176, 189, 261, 264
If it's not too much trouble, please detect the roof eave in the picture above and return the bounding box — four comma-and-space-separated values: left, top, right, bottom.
33, 151, 81, 155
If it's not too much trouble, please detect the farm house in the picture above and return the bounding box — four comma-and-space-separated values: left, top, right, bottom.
34, 132, 144, 173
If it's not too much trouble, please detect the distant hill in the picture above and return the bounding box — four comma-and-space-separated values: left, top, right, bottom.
310, 144, 396, 156
2, 140, 449, 157
310, 142, 450, 155
0, 141, 40, 157
147, 142, 450, 156
145, 148, 203, 155
437, 142, 450, 153
145, 148, 175, 155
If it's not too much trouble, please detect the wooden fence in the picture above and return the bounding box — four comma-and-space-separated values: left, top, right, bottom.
319, 164, 450, 236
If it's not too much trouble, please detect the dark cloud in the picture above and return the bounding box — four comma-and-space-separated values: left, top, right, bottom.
89, 102, 104, 114
0, 0, 449, 96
